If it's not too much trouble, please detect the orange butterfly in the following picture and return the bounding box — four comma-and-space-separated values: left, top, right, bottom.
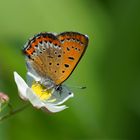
23, 32, 88, 94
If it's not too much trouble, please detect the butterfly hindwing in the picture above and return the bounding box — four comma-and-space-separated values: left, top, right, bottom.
23, 33, 63, 84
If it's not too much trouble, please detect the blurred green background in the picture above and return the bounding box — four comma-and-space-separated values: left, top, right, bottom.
0, 0, 140, 139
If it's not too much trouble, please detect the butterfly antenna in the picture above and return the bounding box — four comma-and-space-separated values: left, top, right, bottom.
69, 85, 87, 89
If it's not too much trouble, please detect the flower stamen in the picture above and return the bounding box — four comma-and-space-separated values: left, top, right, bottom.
31, 82, 52, 101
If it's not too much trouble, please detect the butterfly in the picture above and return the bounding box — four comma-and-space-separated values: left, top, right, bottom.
23, 32, 89, 95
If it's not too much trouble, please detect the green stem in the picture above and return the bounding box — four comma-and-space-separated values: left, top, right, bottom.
0, 103, 29, 122
7, 103, 14, 113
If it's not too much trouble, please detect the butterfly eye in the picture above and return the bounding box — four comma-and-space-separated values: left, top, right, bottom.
55, 86, 62, 91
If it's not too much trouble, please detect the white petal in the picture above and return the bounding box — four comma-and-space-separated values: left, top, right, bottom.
14, 71, 28, 100
26, 88, 67, 112
26, 88, 45, 108
26, 71, 41, 87
49, 93, 74, 106
46, 85, 74, 105
26, 61, 41, 81
44, 104, 68, 113
57, 92, 74, 105
27, 71, 41, 82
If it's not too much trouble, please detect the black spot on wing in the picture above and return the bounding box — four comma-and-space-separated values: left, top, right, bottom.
68, 57, 74, 60
64, 64, 69, 68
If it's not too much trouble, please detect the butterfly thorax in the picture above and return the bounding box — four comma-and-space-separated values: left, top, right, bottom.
40, 79, 64, 95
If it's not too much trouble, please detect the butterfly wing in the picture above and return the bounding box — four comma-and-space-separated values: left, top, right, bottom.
23, 32, 88, 86
23, 33, 63, 86
55, 32, 89, 85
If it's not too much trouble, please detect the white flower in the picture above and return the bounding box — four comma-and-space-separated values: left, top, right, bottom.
14, 71, 74, 113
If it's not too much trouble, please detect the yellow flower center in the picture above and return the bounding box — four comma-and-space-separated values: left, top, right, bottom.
31, 82, 52, 101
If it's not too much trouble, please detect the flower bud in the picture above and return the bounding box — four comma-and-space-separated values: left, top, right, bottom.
0, 92, 9, 103
0, 92, 9, 111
